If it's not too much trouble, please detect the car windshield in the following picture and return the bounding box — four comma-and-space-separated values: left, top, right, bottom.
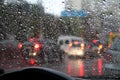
0, 0, 120, 79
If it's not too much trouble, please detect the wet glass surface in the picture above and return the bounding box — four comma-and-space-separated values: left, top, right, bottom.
0, 0, 120, 79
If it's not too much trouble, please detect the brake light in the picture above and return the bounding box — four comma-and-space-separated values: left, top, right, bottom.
34, 44, 39, 49
18, 43, 22, 49
34, 43, 42, 50
81, 43, 84, 50
81, 43, 84, 47
74, 41, 79, 45
68, 43, 72, 47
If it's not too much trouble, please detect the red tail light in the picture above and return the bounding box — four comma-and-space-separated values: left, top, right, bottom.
18, 43, 22, 49
34, 43, 42, 50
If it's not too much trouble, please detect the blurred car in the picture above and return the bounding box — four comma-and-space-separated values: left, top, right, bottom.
57, 36, 101, 59
19, 37, 43, 64
57, 36, 86, 57
84, 42, 101, 59
20, 41, 42, 56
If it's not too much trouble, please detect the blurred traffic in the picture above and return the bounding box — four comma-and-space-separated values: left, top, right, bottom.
1, 0, 120, 79
0, 33, 115, 64
0, 32, 120, 77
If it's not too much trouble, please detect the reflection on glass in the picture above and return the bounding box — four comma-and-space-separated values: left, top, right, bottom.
66, 59, 85, 77
66, 58, 103, 77
98, 58, 103, 76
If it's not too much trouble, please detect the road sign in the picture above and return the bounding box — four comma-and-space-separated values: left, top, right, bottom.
61, 10, 88, 17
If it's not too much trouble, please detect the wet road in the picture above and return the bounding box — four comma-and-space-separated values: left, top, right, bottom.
0, 52, 106, 77
0, 50, 120, 78
42, 55, 106, 77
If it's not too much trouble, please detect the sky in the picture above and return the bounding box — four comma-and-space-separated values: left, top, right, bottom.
26, 0, 65, 16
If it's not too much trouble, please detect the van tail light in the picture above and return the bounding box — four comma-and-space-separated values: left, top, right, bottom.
81, 43, 84, 50
68, 43, 72, 47
74, 41, 79, 45
18, 43, 22, 49
81, 43, 84, 47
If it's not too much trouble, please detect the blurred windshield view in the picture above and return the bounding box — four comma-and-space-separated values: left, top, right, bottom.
0, 0, 120, 79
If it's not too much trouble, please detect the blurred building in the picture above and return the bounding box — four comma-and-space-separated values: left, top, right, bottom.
82, 0, 120, 43
82, 0, 120, 14
4, 0, 27, 4
65, 0, 82, 11
4, 0, 19, 4
82, 0, 120, 31
0, 0, 4, 4
65, 0, 120, 12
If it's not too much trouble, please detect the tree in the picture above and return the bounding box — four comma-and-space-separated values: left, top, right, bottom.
0, 3, 45, 41
0, 0, 4, 4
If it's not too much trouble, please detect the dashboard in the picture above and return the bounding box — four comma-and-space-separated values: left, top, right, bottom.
0, 67, 74, 80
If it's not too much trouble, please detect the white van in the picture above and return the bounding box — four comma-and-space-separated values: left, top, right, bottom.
57, 35, 85, 57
